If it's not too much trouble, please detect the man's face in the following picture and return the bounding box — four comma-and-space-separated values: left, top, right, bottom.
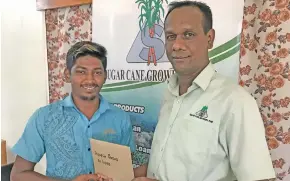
66, 55, 106, 101
164, 6, 215, 76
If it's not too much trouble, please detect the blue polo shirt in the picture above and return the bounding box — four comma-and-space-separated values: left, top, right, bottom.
12, 94, 136, 180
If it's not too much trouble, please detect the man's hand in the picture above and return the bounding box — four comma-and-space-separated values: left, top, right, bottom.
132, 177, 158, 181
95, 173, 113, 181
72, 174, 100, 181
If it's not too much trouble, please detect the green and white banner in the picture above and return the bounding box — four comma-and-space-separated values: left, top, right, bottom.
92, 0, 243, 167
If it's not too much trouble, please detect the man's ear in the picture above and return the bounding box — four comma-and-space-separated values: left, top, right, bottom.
104, 71, 107, 83
207, 29, 215, 49
64, 68, 71, 83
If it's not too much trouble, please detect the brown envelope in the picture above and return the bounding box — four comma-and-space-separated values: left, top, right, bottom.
90, 138, 134, 181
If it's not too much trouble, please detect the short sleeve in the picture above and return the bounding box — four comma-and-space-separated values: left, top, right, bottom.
224, 95, 276, 181
12, 108, 46, 163
120, 113, 136, 153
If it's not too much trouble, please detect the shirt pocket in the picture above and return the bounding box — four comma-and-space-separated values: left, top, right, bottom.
92, 133, 122, 144
176, 115, 219, 164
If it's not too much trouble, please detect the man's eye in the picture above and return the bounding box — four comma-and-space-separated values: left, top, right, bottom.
76, 70, 85, 74
94, 71, 102, 75
166, 35, 176, 40
184, 32, 194, 37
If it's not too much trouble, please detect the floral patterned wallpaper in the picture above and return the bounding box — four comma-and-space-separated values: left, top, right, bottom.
45, 1, 290, 180
239, 0, 290, 180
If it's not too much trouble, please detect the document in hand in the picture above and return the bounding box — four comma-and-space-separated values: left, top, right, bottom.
90, 138, 134, 181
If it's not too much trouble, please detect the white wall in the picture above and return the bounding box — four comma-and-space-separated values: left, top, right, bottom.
1, 0, 49, 174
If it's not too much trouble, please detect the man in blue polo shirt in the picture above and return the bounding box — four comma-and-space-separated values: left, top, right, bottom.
10, 41, 135, 181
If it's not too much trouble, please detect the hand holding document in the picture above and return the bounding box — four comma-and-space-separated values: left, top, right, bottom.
90, 139, 134, 181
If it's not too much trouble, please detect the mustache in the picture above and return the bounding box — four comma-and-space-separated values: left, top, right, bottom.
81, 84, 99, 87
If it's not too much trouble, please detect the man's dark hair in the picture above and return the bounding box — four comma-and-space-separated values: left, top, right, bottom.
66, 41, 107, 72
164, 1, 213, 33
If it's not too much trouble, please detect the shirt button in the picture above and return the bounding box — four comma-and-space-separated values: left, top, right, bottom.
88, 125, 90, 128
161, 148, 164, 151
89, 171, 92, 174
88, 148, 91, 151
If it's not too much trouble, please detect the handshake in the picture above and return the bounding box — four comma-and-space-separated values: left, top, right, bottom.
71, 173, 113, 181
71, 173, 158, 181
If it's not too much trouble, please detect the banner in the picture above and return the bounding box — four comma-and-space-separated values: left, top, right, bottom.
92, 0, 243, 167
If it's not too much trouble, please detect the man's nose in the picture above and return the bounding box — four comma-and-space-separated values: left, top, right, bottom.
172, 36, 186, 51
85, 72, 95, 82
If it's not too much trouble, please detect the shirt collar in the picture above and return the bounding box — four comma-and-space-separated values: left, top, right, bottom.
167, 62, 216, 95
63, 93, 110, 114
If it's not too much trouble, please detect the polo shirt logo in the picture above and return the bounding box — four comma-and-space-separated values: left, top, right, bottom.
190, 106, 213, 123
103, 129, 116, 135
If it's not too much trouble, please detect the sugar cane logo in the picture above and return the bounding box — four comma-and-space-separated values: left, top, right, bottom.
126, 0, 169, 66
190, 106, 213, 123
